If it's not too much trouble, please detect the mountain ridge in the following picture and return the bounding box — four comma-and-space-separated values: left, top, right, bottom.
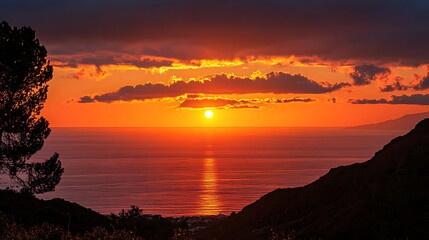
199, 119, 429, 239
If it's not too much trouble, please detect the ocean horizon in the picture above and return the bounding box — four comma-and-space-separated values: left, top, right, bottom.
29, 127, 404, 216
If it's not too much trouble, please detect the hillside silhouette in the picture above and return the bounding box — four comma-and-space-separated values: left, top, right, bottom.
0, 190, 176, 239
199, 119, 429, 239
0, 190, 109, 233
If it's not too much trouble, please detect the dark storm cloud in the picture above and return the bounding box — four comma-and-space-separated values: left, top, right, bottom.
76, 57, 173, 69
350, 64, 391, 86
78, 72, 347, 103
350, 94, 429, 105
50, 54, 174, 68
2, 0, 429, 65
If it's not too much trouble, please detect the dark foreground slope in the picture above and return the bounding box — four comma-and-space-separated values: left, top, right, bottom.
0, 190, 175, 239
199, 119, 429, 240
0, 190, 109, 233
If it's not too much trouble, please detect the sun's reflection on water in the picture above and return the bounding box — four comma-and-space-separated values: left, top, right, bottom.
199, 157, 220, 215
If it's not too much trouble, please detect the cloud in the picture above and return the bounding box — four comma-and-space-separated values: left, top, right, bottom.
328, 97, 337, 103
79, 72, 348, 103
2, 1, 429, 65
78, 96, 94, 103
263, 97, 316, 104
72, 66, 110, 80
350, 94, 429, 105
178, 96, 316, 109
350, 64, 391, 86
379, 77, 409, 92
51, 53, 174, 69
179, 97, 258, 109
379, 72, 429, 92
413, 72, 429, 90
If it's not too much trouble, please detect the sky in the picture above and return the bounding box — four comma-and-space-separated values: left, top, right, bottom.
2, 0, 429, 127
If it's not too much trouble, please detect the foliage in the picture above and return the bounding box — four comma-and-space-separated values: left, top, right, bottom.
0, 205, 179, 240
79, 227, 140, 240
117, 205, 143, 219
0, 21, 63, 194
171, 228, 195, 240
270, 228, 296, 240
0, 212, 140, 240
109, 205, 175, 239
0, 213, 70, 240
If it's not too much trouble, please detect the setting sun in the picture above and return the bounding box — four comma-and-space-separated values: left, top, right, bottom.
205, 110, 214, 119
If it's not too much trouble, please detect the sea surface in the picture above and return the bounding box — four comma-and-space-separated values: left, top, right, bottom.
28, 127, 403, 216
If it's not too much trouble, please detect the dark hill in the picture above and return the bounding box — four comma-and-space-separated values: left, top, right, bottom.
0, 190, 176, 239
0, 190, 109, 233
349, 111, 429, 130
199, 119, 429, 240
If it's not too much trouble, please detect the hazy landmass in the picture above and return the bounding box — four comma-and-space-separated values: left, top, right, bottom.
349, 111, 429, 130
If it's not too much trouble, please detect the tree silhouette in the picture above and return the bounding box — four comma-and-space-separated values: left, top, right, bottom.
0, 21, 63, 194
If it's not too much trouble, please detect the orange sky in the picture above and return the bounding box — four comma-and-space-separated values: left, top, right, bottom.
3, 1, 429, 127
42, 59, 429, 127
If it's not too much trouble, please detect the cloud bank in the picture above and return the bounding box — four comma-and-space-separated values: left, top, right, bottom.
178, 96, 316, 109
79, 72, 348, 103
51, 53, 174, 69
349, 64, 391, 86
2, 1, 429, 65
350, 94, 429, 105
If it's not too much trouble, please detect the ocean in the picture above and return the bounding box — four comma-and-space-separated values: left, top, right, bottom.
29, 127, 403, 216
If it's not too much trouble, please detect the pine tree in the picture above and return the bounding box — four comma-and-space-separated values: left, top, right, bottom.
0, 21, 63, 194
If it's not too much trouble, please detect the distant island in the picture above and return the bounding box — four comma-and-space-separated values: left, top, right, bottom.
349, 111, 429, 130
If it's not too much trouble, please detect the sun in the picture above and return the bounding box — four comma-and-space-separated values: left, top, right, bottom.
205, 110, 214, 119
